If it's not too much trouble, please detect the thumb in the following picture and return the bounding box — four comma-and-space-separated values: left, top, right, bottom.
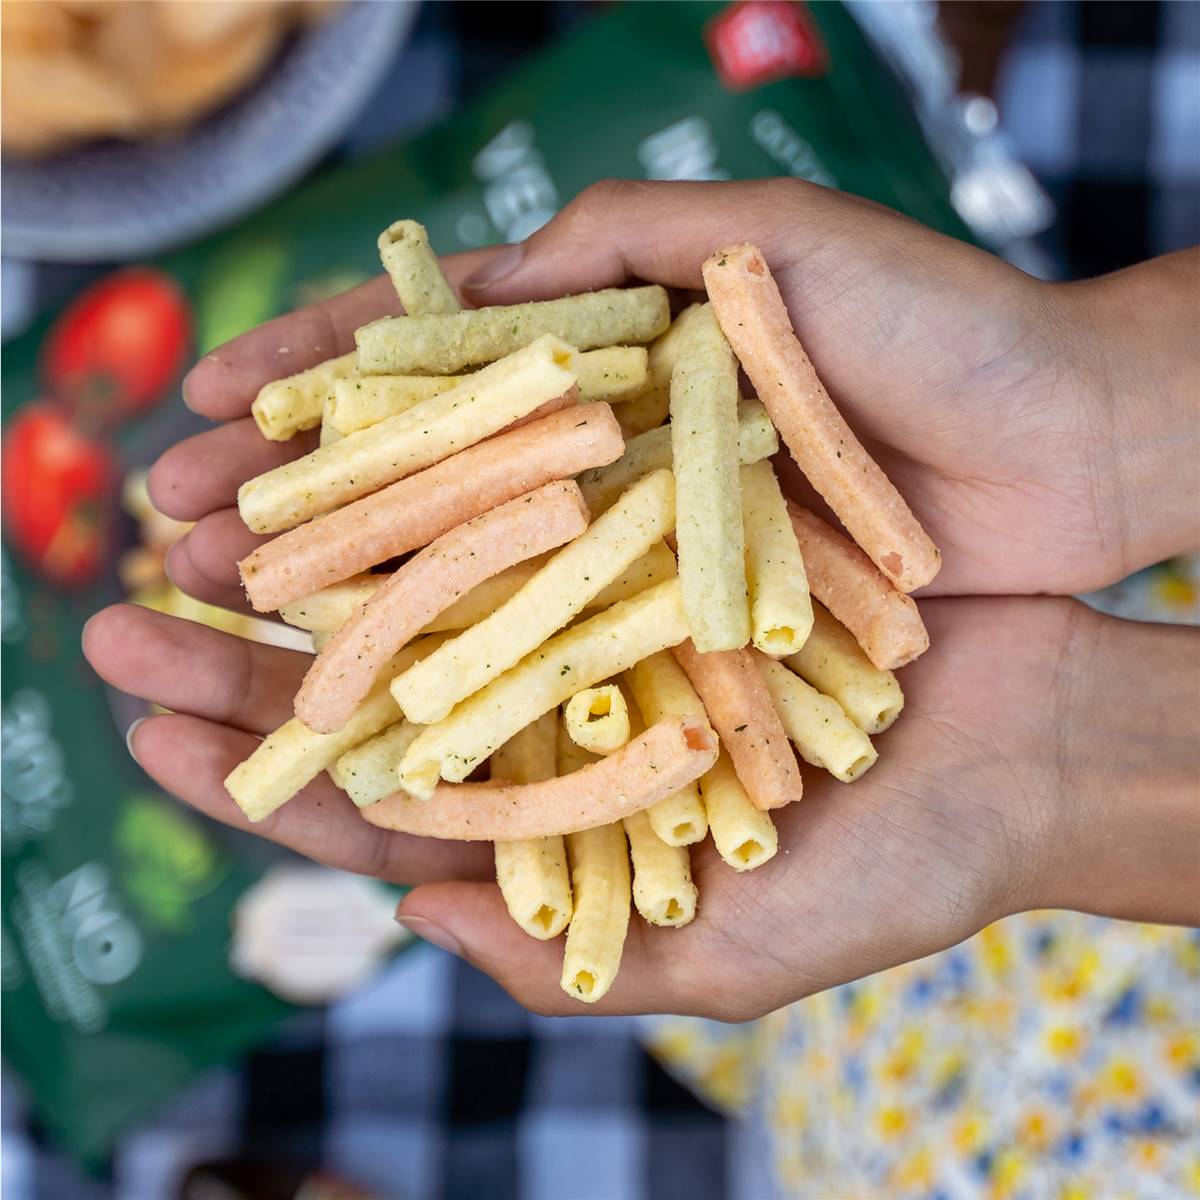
395, 880, 699, 1016
460, 177, 891, 305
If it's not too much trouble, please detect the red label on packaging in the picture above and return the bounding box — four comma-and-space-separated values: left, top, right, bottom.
704, 1, 828, 91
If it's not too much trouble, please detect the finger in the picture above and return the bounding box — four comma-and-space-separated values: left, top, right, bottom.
184, 275, 398, 421
149, 418, 317, 522
396, 880, 761, 1018
83, 604, 308, 733
164, 536, 259, 617
459, 178, 893, 304
165, 508, 264, 613
183, 248, 503, 421
130, 714, 494, 885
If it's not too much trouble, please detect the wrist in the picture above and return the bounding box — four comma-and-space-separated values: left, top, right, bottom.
1061, 251, 1200, 578
1033, 606, 1200, 924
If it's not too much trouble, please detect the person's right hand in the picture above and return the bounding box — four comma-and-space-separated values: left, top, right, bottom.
157, 180, 1198, 610
452, 180, 1199, 596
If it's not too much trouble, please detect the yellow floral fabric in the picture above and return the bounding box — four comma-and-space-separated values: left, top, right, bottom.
645, 559, 1200, 1199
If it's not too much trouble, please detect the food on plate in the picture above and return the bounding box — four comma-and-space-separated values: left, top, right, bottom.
1, 1, 340, 157
219, 222, 938, 1001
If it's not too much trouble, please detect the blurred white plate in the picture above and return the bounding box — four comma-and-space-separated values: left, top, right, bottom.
1, 0, 416, 263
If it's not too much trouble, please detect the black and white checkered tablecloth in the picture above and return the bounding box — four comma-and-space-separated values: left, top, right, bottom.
3, 946, 776, 1200
996, 0, 1199, 277
3, 2, 1197, 1197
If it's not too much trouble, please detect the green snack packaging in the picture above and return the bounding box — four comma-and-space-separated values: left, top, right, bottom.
2, 0, 1027, 1164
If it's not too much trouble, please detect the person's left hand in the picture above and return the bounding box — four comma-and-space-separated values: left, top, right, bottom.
84, 592, 1106, 1018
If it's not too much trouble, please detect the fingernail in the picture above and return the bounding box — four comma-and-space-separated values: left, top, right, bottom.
163, 541, 182, 588
126, 716, 148, 763
462, 243, 524, 292
396, 914, 462, 957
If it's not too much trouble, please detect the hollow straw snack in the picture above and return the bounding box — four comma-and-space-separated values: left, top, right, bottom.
294, 480, 590, 734
624, 806, 698, 928
561, 821, 631, 1003
786, 501, 929, 671
279, 541, 677, 638
555, 721, 629, 1005
238, 403, 625, 612
317, 219, 462, 450
700, 749, 779, 872
669, 304, 750, 652
740, 458, 813, 657
251, 350, 357, 441
326, 346, 649, 436
239, 334, 579, 533
491, 712, 573, 940
703, 244, 940, 592
784, 601, 904, 734
580, 399, 778, 516
391, 469, 677, 726
613, 302, 704, 437
218, 218, 939, 1007
625, 652, 709, 846
279, 574, 385, 633
397, 578, 690, 798
355, 285, 670, 375
756, 655, 878, 783
564, 685, 631, 755
672, 639, 804, 812
361, 716, 719, 840
224, 638, 444, 822
377, 220, 462, 316
331, 722, 422, 808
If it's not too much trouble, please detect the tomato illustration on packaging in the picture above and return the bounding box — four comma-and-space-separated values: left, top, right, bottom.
41, 268, 191, 425
1, 404, 113, 587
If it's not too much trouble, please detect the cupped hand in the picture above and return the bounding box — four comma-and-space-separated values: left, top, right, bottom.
151, 178, 1187, 614
455, 179, 1180, 596
83, 594, 1097, 1018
